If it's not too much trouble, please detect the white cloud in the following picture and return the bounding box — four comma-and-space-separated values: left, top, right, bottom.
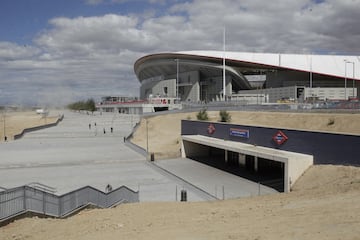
84, 0, 104, 5
0, 42, 40, 60
1, 0, 360, 106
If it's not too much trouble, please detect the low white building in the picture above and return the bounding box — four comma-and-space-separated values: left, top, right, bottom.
96, 96, 182, 114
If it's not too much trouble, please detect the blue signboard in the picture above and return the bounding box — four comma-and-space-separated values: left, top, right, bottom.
229, 128, 250, 138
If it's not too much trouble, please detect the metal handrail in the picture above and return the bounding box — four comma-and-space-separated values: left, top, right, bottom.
26, 182, 57, 194
0, 184, 139, 224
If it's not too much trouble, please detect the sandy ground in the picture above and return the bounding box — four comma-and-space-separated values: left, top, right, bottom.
0, 111, 58, 141
1, 110, 360, 239
131, 111, 360, 159
1, 165, 359, 240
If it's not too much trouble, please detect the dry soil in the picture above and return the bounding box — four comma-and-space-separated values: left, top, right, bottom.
1, 110, 360, 239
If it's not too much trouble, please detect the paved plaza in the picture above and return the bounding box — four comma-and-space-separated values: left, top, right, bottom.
0, 111, 277, 202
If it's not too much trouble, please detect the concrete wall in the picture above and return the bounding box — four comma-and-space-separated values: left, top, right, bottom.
181, 135, 313, 192
305, 87, 357, 100
238, 86, 358, 102
201, 76, 231, 102
238, 86, 297, 102
178, 71, 200, 102
286, 155, 314, 189
181, 140, 210, 158
140, 78, 176, 99
181, 120, 360, 166
14, 114, 64, 140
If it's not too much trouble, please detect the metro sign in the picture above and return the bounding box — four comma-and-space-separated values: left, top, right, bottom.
272, 130, 288, 145
207, 124, 216, 134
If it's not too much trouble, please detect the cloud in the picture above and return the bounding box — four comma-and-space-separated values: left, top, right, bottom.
0, 42, 40, 61
0, 0, 360, 106
84, 0, 104, 5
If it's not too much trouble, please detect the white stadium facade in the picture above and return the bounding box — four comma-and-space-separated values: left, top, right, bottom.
134, 51, 360, 103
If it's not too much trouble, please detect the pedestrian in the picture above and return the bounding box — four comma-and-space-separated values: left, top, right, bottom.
103, 128, 106, 134
89, 123, 91, 129
106, 184, 112, 193
110, 127, 113, 133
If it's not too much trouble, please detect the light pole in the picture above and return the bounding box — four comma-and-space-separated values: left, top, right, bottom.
350, 61, 355, 98
344, 60, 355, 99
222, 27, 226, 101
175, 58, 179, 101
309, 54, 313, 89
351, 61, 355, 98
344, 60, 348, 100
3, 109, 5, 142
308, 53, 313, 100
146, 118, 148, 153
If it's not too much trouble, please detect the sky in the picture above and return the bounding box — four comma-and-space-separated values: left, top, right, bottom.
0, 0, 359, 107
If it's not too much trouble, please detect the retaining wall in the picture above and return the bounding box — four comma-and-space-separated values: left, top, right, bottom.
182, 120, 360, 165
14, 114, 64, 140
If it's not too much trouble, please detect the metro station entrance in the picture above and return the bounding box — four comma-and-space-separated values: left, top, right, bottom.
181, 130, 314, 193
189, 146, 285, 192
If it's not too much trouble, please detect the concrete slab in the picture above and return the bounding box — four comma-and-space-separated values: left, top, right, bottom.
154, 158, 278, 199
0, 111, 216, 202
0, 111, 279, 203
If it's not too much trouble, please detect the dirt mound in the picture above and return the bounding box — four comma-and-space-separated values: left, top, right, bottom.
292, 165, 360, 195
1, 165, 360, 240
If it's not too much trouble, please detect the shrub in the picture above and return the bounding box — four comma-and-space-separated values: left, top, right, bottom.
196, 109, 209, 121
219, 110, 231, 122
327, 118, 335, 126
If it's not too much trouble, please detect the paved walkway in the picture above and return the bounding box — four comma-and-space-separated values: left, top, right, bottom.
0, 110, 278, 202
154, 158, 278, 199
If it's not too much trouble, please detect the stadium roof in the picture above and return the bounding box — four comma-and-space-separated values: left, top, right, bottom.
134, 51, 360, 86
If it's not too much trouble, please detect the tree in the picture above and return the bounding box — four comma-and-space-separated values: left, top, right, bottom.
67, 98, 96, 112
86, 99, 96, 112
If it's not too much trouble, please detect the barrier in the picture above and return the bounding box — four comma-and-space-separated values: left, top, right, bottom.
0, 184, 139, 224
182, 120, 360, 165
14, 114, 64, 140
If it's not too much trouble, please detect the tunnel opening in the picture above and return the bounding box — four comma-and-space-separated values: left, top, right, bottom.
186, 142, 284, 192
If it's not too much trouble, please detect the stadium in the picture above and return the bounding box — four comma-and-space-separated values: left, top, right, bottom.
134, 51, 360, 103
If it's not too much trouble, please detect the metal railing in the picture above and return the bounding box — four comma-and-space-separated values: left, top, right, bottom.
26, 182, 57, 194
0, 184, 139, 223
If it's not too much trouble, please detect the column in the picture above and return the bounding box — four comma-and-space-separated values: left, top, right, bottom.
254, 156, 258, 172
224, 150, 228, 164
238, 153, 246, 166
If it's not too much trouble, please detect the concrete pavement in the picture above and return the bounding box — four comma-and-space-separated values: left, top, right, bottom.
0, 110, 278, 202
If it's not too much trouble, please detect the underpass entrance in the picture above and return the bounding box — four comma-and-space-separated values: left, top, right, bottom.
181, 135, 313, 192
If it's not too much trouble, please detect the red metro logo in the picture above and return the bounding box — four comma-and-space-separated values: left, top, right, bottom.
272, 130, 288, 145
207, 124, 216, 135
